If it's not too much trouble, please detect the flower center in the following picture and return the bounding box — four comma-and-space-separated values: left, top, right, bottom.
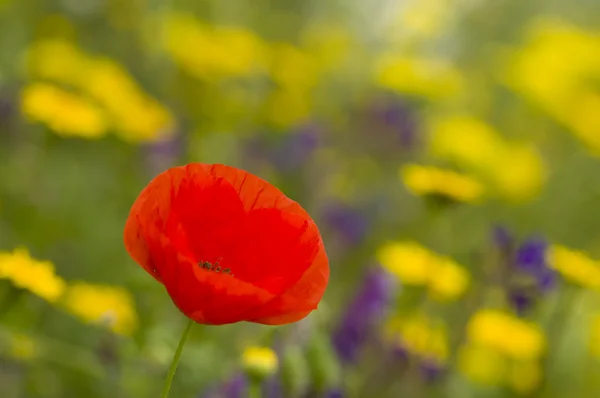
198, 259, 233, 276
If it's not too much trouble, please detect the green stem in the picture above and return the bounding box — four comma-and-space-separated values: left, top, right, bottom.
160, 318, 194, 398
247, 378, 263, 398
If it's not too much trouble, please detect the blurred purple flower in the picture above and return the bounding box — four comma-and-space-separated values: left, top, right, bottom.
200, 374, 247, 398
143, 130, 183, 176
370, 96, 417, 149
515, 237, 547, 273
420, 359, 445, 383
492, 225, 514, 253
492, 228, 557, 315
221, 374, 248, 398
322, 202, 370, 246
325, 388, 345, 398
269, 124, 321, 171
332, 266, 395, 363
515, 237, 556, 292
508, 290, 534, 316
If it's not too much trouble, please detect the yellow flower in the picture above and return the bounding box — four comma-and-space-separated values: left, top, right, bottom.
428, 115, 546, 202
377, 241, 470, 300
401, 164, 484, 203
488, 143, 546, 202
590, 314, 600, 358
300, 24, 353, 71
241, 346, 278, 379
429, 115, 505, 171
270, 43, 320, 90
466, 309, 545, 360
374, 54, 463, 100
264, 88, 312, 129
505, 19, 600, 153
458, 343, 507, 385
0, 248, 66, 302
163, 14, 268, 80
62, 282, 138, 336
548, 245, 600, 289
507, 359, 542, 395
388, 0, 453, 43
458, 343, 542, 394
377, 241, 434, 285
25, 39, 88, 86
25, 39, 174, 142
21, 83, 108, 138
428, 258, 470, 301
81, 59, 175, 142
386, 314, 449, 362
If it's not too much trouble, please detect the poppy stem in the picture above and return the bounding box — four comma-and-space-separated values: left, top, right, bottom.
160, 318, 194, 398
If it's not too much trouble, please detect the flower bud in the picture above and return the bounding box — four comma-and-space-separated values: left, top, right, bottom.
241, 346, 278, 381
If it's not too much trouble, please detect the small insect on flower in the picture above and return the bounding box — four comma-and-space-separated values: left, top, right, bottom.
124, 163, 329, 326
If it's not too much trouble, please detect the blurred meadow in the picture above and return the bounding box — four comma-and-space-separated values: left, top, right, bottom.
1, 0, 600, 397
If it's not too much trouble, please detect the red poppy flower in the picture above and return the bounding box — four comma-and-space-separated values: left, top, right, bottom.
124, 163, 329, 325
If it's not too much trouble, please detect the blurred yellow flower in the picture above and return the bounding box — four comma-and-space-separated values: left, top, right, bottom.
458, 343, 542, 394
429, 258, 471, 301
590, 314, 600, 358
386, 314, 449, 362
21, 83, 108, 138
549, 245, 600, 290
375, 54, 463, 100
62, 282, 138, 336
25, 39, 174, 142
264, 88, 312, 129
377, 241, 469, 300
270, 43, 320, 90
82, 59, 175, 142
241, 346, 279, 379
458, 343, 507, 385
300, 24, 353, 71
0, 247, 66, 303
387, 0, 453, 43
505, 18, 600, 153
26, 39, 88, 87
429, 115, 505, 171
377, 241, 435, 285
466, 309, 545, 360
163, 14, 269, 80
507, 359, 542, 395
428, 115, 546, 202
489, 143, 546, 202
401, 164, 484, 203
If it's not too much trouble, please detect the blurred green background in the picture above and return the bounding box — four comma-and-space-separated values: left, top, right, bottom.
1, 0, 600, 397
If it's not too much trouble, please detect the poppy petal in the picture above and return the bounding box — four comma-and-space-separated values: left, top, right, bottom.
124, 163, 330, 326
244, 242, 329, 325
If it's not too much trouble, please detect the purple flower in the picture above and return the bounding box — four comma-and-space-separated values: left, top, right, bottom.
322, 202, 370, 246
370, 96, 417, 149
492, 225, 514, 253
515, 237, 548, 274
508, 290, 534, 316
493, 228, 557, 315
332, 267, 395, 363
420, 359, 445, 383
221, 374, 248, 398
143, 130, 183, 176
269, 124, 321, 171
325, 388, 345, 398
